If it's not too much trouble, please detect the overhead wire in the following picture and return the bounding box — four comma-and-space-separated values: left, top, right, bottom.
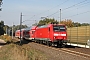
61, 0, 90, 19
45, 10, 59, 18
37, 0, 69, 16
25, 0, 70, 26
48, 0, 89, 21
45, 0, 88, 19
27, 0, 70, 19
62, 1, 90, 14
25, 0, 89, 26
62, 0, 88, 11
62, 10, 90, 19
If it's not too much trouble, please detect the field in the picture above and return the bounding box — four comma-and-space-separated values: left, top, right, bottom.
67, 26, 90, 45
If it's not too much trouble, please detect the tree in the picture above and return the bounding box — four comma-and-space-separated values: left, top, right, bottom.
0, 20, 4, 35
3, 25, 9, 34
0, 0, 3, 11
60, 19, 74, 27
73, 22, 81, 27
81, 23, 89, 26
37, 18, 59, 26
7, 24, 27, 36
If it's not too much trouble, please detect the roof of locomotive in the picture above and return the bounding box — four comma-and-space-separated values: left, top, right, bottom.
36, 24, 66, 29
31, 26, 37, 30
23, 26, 37, 31
25, 27, 32, 30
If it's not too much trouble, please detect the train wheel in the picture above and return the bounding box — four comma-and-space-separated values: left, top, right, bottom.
38, 40, 41, 44
40, 40, 43, 44
49, 42, 52, 46
34, 40, 37, 43
46, 41, 48, 45
47, 41, 52, 47
36, 40, 38, 43
57, 42, 62, 48
57, 43, 59, 48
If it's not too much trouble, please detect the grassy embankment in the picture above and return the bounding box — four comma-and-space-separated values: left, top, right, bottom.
0, 43, 47, 60
0, 35, 47, 60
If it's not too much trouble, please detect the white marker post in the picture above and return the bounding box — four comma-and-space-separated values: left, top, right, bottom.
87, 40, 90, 48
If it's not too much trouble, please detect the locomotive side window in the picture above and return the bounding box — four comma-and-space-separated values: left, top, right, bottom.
49, 27, 50, 31
53, 25, 66, 32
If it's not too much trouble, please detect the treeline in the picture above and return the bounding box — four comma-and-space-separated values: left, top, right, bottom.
36, 18, 59, 26
0, 20, 28, 36
60, 19, 90, 27
8, 25, 27, 36
0, 19, 90, 36
35, 18, 90, 27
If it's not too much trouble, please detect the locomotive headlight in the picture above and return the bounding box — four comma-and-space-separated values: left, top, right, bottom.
54, 34, 66, 36
54, 34, 59, 36
61, 34, 66, 36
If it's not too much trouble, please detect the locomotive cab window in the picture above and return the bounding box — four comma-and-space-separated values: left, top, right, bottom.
53, 25, 66, 32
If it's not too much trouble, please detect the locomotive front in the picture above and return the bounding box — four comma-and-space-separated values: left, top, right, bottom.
52, 24, 67, 46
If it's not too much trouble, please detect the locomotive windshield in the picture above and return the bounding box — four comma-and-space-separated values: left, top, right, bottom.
53, 25, 66, 32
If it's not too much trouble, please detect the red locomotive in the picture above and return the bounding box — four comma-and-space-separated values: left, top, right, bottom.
34, 24, 67, 47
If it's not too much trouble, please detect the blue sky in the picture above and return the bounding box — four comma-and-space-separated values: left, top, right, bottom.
0, 0, 90, 26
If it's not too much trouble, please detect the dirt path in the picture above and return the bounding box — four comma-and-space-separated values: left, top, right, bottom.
0, 46, 2, 48
0, 39, 6, 48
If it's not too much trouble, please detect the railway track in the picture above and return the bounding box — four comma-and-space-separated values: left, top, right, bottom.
31, 42, 90, 59
58, 48, 90, 58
